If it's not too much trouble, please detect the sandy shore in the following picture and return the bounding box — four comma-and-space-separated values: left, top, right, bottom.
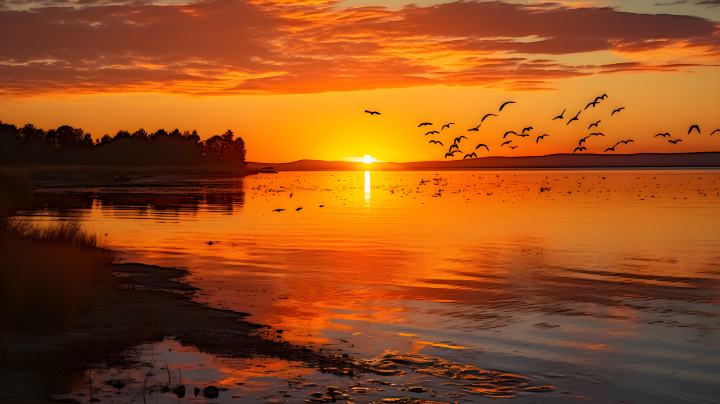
1, 263, 462, 403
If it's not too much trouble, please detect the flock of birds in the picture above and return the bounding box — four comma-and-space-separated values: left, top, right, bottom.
365, 96, 718, 159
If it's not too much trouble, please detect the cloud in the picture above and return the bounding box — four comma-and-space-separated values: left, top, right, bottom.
0, 0, 718, 97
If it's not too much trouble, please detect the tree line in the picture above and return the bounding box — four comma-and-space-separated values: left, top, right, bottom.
0, 121, 246, 167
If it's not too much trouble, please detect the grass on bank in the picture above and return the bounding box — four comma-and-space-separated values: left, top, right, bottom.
0, 218, 114, 332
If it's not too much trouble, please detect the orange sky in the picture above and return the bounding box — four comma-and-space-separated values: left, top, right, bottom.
1, 0, 719, 162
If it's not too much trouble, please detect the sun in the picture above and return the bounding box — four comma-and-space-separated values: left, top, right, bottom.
362, 155, 373, 164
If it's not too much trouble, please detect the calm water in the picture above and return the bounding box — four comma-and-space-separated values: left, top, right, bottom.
15, 170, 720, 403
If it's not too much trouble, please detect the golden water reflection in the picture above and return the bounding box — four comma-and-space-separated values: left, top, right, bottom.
17, 170, 720, 402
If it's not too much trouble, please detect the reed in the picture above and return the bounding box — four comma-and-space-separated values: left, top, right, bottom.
0, 218, 114, 332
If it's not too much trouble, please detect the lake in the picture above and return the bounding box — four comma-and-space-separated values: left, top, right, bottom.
14, 170, 720, 403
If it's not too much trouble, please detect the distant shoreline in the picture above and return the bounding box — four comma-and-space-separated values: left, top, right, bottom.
248, 151, 720, 171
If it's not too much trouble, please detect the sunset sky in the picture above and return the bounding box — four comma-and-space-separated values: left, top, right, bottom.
1, 0, 719, 162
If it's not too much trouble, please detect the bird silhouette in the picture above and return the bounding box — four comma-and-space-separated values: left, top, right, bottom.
445, 150, 462, 158
688, 125, 700, 134
573, 146, 587, 153
711, 129, 720, 135
522, 126, 533, 133
464, 152, 478, 159
595, 94, 608, 101
481, 113, 498, 122
454, 136, 468, 143
365, 110, 380, 115
503, 131, 517, 139
449, 144, 459, 151
319, 205, 324, 207
501, 140, 513, 146
588, 120, 601, 129
296, 207, 303, 211
272, 209, 285, 212
605, 146, 616, 152
425, 130, 439, 136
509, 145, 518, 150
620, 139, 634, 144
585, 101, 599, 110
567, 111, 581, 125
589, 132, 605, 137
441, 123, 455, 130
655, 133, 670, 137
553, 109, 566, 120
429, 140, 444, 146
467, 124, 481, 131
418, 122, 433, 127
499, 101, 516, 111
611, 107, 625, 116
536, 134, 549, 143
669, 139, 682, 144
579, 136, 589, 146
476, 144, 490, 151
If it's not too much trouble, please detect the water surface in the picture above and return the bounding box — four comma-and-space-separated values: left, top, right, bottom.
17, 170, 720, 403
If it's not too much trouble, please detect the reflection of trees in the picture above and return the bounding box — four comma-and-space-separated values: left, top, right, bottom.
30, 189, 245, 215
0, 121, 246, 168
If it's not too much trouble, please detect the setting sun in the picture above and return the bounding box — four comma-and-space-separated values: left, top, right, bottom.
362, 155, 373, 164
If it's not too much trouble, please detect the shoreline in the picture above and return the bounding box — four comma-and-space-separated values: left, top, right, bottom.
0, 261, 550, 403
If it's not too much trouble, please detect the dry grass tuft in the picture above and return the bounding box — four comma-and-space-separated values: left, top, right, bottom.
0, 218, 114, 332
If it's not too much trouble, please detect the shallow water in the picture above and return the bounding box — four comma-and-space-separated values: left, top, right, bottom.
16, 170, 720, 403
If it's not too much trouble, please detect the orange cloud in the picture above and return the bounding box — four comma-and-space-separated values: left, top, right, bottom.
0, 0, 718, 98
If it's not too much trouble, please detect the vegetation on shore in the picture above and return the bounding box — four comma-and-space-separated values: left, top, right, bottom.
0, 120, 246, 168
0, 218, 114, 332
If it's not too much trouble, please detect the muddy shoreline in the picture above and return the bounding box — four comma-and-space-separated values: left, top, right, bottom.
0, 262, 553, 403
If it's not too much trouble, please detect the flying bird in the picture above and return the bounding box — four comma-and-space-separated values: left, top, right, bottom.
509, 145, 518, 150
481, 113, 498, 122
445, 150, 462, 158
454, 136, 468, 143
573, 146, 587, 153
499, 101, 516, 111
611, 107, 625, 116
669, 139, 682, 144
589, 132, 605, 137
567, 111, 581, 126
655, 133, 670, 137
536, 134, 549, 143
442, 123, 455, 130
503, 131, 517, 139
711, 129, 720, 135
476, 144, 490, 151
449, 144, 459, 151
585, 101, 599, 110
595, 94, 608, 101
272, 209, 285, 212
464, 152, 478, 159
467, 124, 481, 131
296, 207, 303, 211
418, 122, 433, 127
501, 140, 513, 146
688, 125, 700, 134
588, 120, 601, 129
425, 131, 439, 136
620, 139, 634, 144
605, 146, 616, 152
579, 136, 589, 146
429, 140, 444, 146
365, 110, 380, 115
553, 109, 566, 120
522, 126, 533, 134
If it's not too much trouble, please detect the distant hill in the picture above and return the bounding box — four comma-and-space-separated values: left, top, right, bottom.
249, 152, 720, 171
